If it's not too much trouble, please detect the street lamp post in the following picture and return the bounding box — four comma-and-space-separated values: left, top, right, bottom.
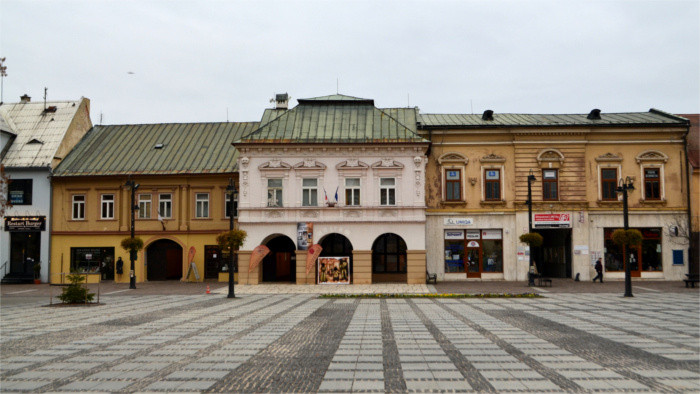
526, 170, 537, 285
226, 178, 237, 299
616, 176, 634, 297
125, 178, 139, 289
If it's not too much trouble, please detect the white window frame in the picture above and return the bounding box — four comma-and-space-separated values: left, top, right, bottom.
138, 194, 152, 219
195, 193, 209, 218
100, 194, 114, 219
72, 195, 85, 220
267, 178, 283, 207
380, 177, 396, 206
302, 178, 318, 207
345, 178, 361, 206
159, 193, 172, 219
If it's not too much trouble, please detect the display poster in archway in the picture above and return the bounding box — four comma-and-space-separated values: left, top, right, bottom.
297, 222, 313, 250
318, 256, 350, 284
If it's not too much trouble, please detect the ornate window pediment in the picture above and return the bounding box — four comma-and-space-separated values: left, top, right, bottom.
438, 152, 468, 165
537, 149, 565, 164
259, 159, 291, 170
635, 150, 668, 164
371, 158, 404, 169
595, 153, 622, 163
479, 153, 506, 163
336, 159, 369, 170
293, 160, 326, 170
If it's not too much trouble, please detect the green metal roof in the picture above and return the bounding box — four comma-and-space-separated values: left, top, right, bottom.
54, 122, 259, 177
237, 95, 426, 144
418, 109, 689, 128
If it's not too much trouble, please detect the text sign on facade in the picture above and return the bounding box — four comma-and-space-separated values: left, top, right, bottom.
533, 213, 571, 228
4, 216, 46, 232
444, 217, 473, 226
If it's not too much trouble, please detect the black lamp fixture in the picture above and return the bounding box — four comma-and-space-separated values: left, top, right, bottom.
125, 178, 139, 290
226, 178, 237, 299
616, 176, 635, 297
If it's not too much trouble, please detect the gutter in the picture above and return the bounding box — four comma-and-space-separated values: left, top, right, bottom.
683, 122, 693, 275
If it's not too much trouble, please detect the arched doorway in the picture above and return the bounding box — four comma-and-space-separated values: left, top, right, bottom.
262, 235, 296, 282
372, 233, 407, 283
146, 239, 183, 281
319, 233, 353, 283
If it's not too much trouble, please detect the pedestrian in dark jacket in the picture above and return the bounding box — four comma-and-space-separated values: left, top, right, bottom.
593, 258, 604, 283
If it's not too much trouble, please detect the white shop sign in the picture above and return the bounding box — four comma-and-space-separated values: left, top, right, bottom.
534, 213, 571, 228
466, 230, 481, 240
444, 230, 464, 240
481, 229, 502, 240
444, 217, 473, 226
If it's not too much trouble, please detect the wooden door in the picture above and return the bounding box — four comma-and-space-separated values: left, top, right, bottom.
628, 246, 642, 277
466, 242, 482, 278
276, 252, 291, 279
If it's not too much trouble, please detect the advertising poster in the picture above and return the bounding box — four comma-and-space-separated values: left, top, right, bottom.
306, 244, 323, 275
248, 245, 270, 273
317, 256, 350, 284
297, 222, 313, 250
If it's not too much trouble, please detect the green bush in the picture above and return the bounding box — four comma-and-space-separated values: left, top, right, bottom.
216, 229, 247, 253
57, 272, 95, 304
519, 232, 544, 247
120, 237, 144, 252
611, 229, 643, 246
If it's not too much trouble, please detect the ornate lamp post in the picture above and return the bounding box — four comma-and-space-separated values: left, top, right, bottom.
526, 170, 537, 285
616, 176, 634, 297
125, 178, 139, 289
226, 178, 237, 299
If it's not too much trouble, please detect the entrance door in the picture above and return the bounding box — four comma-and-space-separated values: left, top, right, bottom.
276, 253, 291, 279
146, 240, 183, 281
204, 245, 222, 279
262, 236, 296, 282
627, 246, 642, 277
10, 232, 40, 276
466, 242, 481, 278
535, 229, 572, 278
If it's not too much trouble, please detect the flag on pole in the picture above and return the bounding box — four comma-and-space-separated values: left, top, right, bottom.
306, 244, 323, 275
248, 245, 270, 273
324, 188, 328, 203
334, 186, 339, 203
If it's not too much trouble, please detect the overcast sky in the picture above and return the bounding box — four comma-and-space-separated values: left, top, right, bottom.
1, 0, 698, 124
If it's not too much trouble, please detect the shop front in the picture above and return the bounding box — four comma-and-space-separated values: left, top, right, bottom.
604, 227, 662, 277
533, 213, 572, 278
443, 229, 504, 279
4, 216, 45, 281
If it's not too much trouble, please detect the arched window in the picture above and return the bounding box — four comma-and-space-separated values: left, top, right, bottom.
372, 233, 407, 274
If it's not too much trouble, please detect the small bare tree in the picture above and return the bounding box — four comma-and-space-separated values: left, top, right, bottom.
0, 164, 10, 217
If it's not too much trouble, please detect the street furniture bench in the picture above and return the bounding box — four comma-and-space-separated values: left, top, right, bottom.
426, 272, 437, 284
684, 274, 699, 288
537, 276, 552, 287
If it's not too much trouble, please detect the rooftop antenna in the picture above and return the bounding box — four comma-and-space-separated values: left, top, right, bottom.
470, 99, 473, 115
44, 87, 48, 111
0, 57, 7, 104
99, 112, 103, 125
336, 78, 339, 94
226, 107, 229, 122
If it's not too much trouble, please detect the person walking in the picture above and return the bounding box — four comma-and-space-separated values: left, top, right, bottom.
593, 258, 604, 283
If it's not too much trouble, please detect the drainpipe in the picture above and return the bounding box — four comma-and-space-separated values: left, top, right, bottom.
683, 123, 693, 276
47, 166, 53, 284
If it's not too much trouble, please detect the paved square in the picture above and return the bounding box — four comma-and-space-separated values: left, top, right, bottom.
1, 289, 698, 392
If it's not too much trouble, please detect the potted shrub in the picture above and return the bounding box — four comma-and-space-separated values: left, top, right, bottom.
33, 263, 41, 284
519, 232, 544, 247
216, 229, 247, 273
57, 271, 95, 304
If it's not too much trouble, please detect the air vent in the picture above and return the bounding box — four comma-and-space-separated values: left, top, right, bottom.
28, 138, 44, 144
482, 110, 494, 121
154, 143, 164, 149
587, 109, 601, 120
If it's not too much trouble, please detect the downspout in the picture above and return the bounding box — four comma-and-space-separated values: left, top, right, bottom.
683, 123, 693, 276
47, 165, 53, 284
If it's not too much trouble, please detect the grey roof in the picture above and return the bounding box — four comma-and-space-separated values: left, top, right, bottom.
237, 94, 427, 144
0, 111, 16, 135
418, 109, 689, 128
0, 100, 84, 168
54, 122, 259, 177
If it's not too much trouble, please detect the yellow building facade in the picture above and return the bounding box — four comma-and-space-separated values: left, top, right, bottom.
50, 122, 257, 284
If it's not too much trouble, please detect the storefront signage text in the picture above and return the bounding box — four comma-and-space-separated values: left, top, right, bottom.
444, 217, 473, 226
533, 213, 570, 228
4, 216, 46, 232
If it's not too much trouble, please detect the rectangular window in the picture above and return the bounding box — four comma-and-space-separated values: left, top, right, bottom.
101, 194, 114, 219
225, 192, 238, 218
8, 179, 32, 205
445, 169, 461, 201
159, 193, 172, 219
542, 169, 558, 201
72, 195, 85, 220
484, 169, 501, 201
302, 178, 318, 206
345, 178, 361, 206
70, 247, 115, 275
195, 193, 209, 218
380, 178, 396, 206
601, 168, 618, 201
644, 168, 661, 200
138, 194, 151, 219
267, 179, 283, 207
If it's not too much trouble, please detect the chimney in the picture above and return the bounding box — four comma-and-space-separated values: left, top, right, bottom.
20, 94, 31, 103
587, 109, 601, 120
482, 109, 494, 121
272, 93, 290, 110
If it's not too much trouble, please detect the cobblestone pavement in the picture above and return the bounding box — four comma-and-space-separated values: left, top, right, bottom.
1, 289, 698, 393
